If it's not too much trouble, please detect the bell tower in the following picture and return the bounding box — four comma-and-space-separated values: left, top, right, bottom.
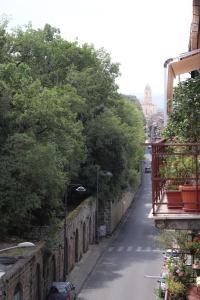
141, 84, 156, 118
144, 84, 152, 104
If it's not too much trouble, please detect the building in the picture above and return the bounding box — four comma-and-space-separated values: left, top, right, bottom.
164, 0, 200, 122
141, 84, 156, 119
150, 0, 200, 230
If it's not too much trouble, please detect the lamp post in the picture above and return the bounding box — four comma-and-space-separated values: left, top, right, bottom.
95, 168, 112, 244
0, 242, 35, 253
63, 184, 86, 281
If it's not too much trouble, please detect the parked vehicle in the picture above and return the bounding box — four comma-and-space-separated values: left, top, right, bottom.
163, 249, 180, 261
145, 165, 151, 173
47, 282, 76, 300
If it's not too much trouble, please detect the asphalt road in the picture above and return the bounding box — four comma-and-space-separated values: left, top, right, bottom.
78, 151, 162, 300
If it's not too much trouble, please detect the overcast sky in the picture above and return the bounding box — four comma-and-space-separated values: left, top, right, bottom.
1, 0, 193, 104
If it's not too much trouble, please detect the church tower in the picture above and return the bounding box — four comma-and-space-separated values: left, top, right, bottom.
141, 84, 156, 118
144, 84, 152, 104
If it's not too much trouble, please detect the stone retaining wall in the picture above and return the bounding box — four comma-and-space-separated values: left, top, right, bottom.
109, 191, 135, 233
0, 197, 96, 300
0, 187, 138, 300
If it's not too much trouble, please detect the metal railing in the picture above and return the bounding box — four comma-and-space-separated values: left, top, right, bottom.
151, 140, 200, 215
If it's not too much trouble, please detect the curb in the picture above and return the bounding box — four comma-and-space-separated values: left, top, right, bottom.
67, 183, 142, 295
67, 236, 112, 294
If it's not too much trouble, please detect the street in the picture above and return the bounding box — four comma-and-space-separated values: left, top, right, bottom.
78, 150, 162, 300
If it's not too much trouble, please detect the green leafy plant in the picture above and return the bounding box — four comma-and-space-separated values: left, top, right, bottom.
166, 258, 191, 286
164, 75, 200, 143
159, 155, 194, 186
165, 185, 180, 191
154, 287, 165, 300
167, 278, 186, 300
155, 230, 189, 259
185, 238, 200, 255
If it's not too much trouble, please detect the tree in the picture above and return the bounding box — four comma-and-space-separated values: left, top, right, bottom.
0, 21, 145, 236
164, 75, 200, 142
0, 55, 86, 235
80, 98, 144, 200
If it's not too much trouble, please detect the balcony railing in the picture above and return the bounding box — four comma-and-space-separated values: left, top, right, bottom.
151, 140, 200, 216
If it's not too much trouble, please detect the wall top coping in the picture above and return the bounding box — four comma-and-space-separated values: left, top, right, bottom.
0, 242, 44, 281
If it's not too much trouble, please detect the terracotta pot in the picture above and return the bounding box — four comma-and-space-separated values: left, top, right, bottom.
181, 185, 200, 212
166, 190, 183, 209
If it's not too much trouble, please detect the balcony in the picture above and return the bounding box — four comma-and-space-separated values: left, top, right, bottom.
149, 140, 200, 230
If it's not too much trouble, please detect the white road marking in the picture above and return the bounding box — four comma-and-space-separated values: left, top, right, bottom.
108, 246, 162, 253
127, 246, 133, 252
145, 247, 151, 252
144, 275, 161, 279
152, 248, 163, 253
136, 246, 162, 253
117, 246, 124, 252
136, 246, 142, 252
108, 247, 114, 252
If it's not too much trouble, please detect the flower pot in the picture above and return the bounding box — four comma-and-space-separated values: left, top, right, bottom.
181, 185, 200, 212
166, 190, 183, 209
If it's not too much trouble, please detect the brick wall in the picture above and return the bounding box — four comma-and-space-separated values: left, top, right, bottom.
190, 0, 200, 50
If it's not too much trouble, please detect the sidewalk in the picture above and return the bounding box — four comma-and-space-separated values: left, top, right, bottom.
67, 236, 112, 294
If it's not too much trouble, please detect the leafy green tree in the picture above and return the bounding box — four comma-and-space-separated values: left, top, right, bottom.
0, 21, 145, 236
164, 75, 200, 142
0, 56, 86, 235
0, 134, 65, 234
80, 98, 144, 200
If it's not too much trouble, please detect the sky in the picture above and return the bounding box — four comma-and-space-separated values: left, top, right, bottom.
1, 0, 193, 108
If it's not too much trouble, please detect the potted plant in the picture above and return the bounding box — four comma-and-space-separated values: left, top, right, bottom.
160, 153, 197, 209
167, 279, 186, 300
165, 183, 182, 209
181, 185, 200, 212
159, 156, 191, 209
166, 257, 192, 285
185, 237, 200, 256
166, 262, 188, 300
162, 76, 200, 211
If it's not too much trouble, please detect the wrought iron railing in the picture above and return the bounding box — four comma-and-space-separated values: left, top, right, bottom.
151, 140, 200, 215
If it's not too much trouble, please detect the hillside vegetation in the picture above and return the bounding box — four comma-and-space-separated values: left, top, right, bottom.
0, 22, 145, 237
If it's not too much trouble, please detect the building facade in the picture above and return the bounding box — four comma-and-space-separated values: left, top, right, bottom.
141, 84, 156, 119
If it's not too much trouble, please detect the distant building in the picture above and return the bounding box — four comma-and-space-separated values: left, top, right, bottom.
141, 84, 156, 119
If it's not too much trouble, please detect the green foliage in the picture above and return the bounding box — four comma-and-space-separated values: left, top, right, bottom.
159, 156, 194, 181
166, 258, 191, 286
155, 230, 189, 256
154, 287, 164, 300
80, 98, 144, 199
164, 75, 200, 142
167, 278, 186, 300
0, 21, 145, 236
185, 237, 200, 256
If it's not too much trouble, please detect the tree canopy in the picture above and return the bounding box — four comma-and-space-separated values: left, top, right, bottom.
0, 22, 144, 236
164, 75, 200, 142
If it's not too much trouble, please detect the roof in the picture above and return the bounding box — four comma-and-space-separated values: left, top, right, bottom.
166, 50, 200, 113
166, 0, 200, 114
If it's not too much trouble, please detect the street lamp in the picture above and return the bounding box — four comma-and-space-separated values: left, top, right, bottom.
0, 242, 35, 253
96, 168, 112, 243
63, 183, 86, 281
